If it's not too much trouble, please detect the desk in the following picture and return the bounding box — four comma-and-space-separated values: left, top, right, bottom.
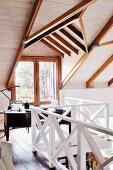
4, 110, 31, 141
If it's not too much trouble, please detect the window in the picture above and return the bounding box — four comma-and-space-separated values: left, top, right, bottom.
39, 62, 56, 102
15, 62, 34, 103
14, 57, 61, 105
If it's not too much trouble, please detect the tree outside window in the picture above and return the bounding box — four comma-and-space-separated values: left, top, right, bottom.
15, 57, 60, 105
15, 62, 34, 103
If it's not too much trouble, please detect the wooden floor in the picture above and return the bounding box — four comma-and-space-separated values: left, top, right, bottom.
0, 128, 52, 170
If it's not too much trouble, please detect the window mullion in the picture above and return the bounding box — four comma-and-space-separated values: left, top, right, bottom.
37, 62, 40, 105
34, 60, 39, 105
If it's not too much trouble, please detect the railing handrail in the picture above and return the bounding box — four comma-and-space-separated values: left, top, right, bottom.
37, 103, 108, 109
62, 103, 108, 106
32, 103, 112, 170
32, 107, 113, 137
64, 96, 106, 104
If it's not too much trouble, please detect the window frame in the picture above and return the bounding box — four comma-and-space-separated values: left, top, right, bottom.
12, 56, 61, 105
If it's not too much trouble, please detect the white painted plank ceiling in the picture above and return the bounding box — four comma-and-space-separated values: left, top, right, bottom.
0, 0, 113, 89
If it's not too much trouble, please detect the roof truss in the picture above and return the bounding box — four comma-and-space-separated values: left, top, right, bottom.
79, 8, 88, 52
25, 14, 80, 48
7, 0, 113, 90
24, 0, 94, 48
6, 0, 95, 88
62, 14, 113, 87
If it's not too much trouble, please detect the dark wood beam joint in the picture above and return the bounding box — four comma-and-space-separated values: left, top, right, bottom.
88, 43, 99, 51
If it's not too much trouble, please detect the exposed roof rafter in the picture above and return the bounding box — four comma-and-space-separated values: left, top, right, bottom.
24, 0, 94, 48
108, 78, 113, 87
89, 15, 113, 50
41, 39, 64, 58
67, 24, 83, 40
45, 36, 71, 56
79, 8, 88, 52
60, 28, 86, 52
23, 0, 43, 39
99, 40, 113, 47
52, 32, 78, 54
6, 0, 43, 88
62, 14, 113, 88
86, 55, 113, 88
25, 14, 80, 48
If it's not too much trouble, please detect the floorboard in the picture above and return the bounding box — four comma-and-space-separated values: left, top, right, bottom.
0, 128, 52, 170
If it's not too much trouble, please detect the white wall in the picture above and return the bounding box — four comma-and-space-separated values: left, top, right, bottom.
0, 90, 11, 110
62, 51, 84, 80
60, 88, 113, 116
0, 90, 11, 129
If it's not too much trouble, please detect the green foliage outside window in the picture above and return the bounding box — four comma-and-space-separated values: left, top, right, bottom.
15, 62, 34, 103
15, 60, 57, 104
39, 62, 56, 101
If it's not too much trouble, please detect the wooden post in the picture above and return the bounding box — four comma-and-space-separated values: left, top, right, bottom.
49, 116, 55, 168
31, 108, 37, 152
77, 125, 86, 170
104, 103, 109, 140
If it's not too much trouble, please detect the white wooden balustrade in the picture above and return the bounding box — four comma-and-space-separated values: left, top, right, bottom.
31, 103, 113, 170
63, 97, 109, 138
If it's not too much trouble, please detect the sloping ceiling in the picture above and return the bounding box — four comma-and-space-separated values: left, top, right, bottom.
0, 0, 113, 89
0, 0, 33, 88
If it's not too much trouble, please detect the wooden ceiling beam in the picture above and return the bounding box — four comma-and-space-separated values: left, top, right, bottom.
45, 36, 71, 56
6, 43, 25, 88
41, 39, 64, 58
24, 0, 94, 48
6, 0, 43, 88
86, 55, 113, 88
108, 78, 113, 87
62, 52, 92, 87
60, 28, 86, 52
89, 15, 113, 50
86, 16, 113, 87
79, 8, 88, 52
23, 0, 43, 39
52, 32, 78, 54
62, 14, 113, 88
99, 40, 113, 47
67, 24, 83, 40
25, 14, 79, 48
